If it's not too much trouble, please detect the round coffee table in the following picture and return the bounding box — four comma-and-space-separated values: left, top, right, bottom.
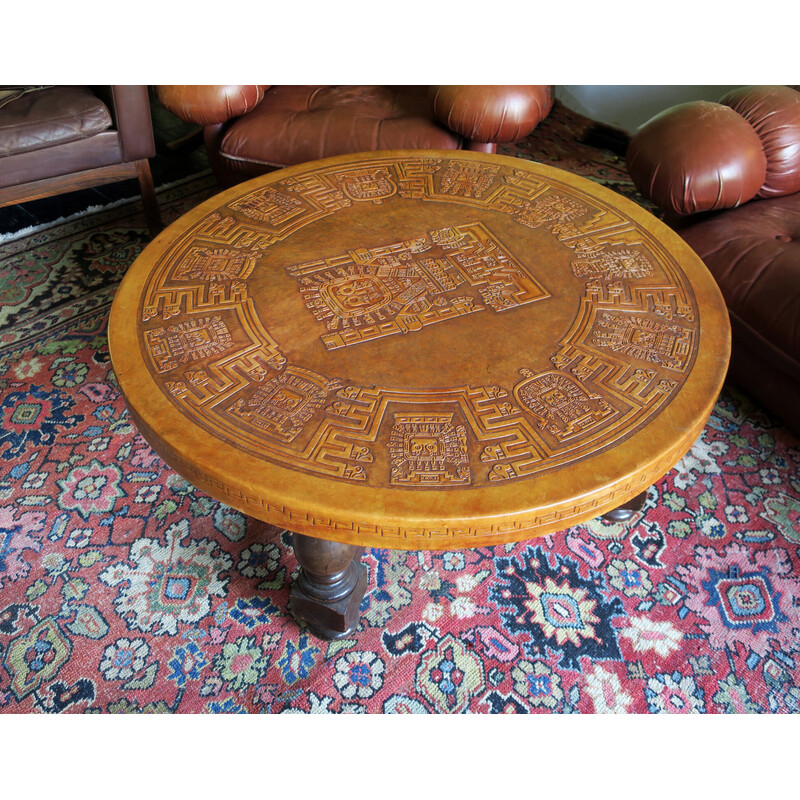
109, 149, 730, 638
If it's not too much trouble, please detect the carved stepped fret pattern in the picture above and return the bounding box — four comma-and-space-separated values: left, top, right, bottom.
109, 150, 732, 546
135, 153, 701, 493
287, 220, 550, 350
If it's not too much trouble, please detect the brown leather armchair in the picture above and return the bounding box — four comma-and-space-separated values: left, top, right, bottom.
0, 85, 162, 234
626, 86, 800, 434
155, 85, 553, 186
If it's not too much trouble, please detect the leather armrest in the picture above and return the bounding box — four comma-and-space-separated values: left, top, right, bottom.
106, 85, 156, 161
429, 85, 552, 144
155, 85, 268, 127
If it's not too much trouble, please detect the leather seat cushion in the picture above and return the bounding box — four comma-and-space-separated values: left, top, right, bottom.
678, 194, 800, 430
0, 86, 112, 157
219, 85, 462, 169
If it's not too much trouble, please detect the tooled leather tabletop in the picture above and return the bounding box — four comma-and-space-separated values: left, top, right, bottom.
108, 150, 730, 549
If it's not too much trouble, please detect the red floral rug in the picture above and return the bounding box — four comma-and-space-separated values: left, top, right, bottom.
1, 111, 799, 714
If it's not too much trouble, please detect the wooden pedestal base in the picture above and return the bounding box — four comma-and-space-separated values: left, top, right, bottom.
289, 533, 367, 640
287, 489, 650, 639
601, 490, 648, 522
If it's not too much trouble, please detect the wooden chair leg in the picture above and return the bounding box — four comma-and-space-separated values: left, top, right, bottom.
135, 159, 163, 237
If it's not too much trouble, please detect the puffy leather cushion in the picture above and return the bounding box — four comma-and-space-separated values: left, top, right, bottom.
678, 194, 800, 431
220, 85, 461, 168
626, 101, 767, 215
429, 85, 552, 143
156, 85, 268, 127
720, 85, 800, 198
0, 86, 112, 157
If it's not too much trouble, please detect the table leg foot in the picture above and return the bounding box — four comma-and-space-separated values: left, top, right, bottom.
602, 490, 648, 523
289, 533, 367, 640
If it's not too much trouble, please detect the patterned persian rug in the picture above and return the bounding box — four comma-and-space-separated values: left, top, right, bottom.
1, 106, 799, 714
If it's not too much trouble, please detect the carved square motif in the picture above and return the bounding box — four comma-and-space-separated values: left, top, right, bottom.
333, 167, 397, 202
227, 367, 341, 443
228, 186, 305, 226
439, 160, 500, 198
514, 192, 590, 234
320, 275, 393, 318
514, 370, 614, 442
171, 246, 257, 282
570, 246, 655, 280
287, 221, 550, 349
144, 316, 234, 373
591, 312, 693, 372
389, 413, 471, 486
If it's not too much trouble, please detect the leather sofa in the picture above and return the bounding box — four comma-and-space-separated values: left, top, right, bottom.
0, 85, 161, 234
626, 85, 800, 435
155, 85, 553, 186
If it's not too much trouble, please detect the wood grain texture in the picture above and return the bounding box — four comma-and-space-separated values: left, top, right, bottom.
0, 162, 138, 206
108, 149, 731, 549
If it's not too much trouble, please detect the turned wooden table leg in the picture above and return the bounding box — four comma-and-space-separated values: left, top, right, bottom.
289, 533, 367, 640
602, 490, 648, 522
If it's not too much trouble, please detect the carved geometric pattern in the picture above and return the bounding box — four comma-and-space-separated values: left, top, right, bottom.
227, 367, 342, 444
439, 160, 500, 198
514, 370, 615, 441
178, 459, 656, 544
133, 153, 703, 494
389, 413, 471, 486
144, 316, 234, 373
287, 221, 550, 350
570, 246, 654, 279
171, 246, 258, 282
591, 312, 693, 372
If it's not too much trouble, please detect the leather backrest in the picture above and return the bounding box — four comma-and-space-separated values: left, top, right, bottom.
626, 101, 767, 215
720, 85, 800, 198
429, 85, 552, 143
0, 86, 111, 157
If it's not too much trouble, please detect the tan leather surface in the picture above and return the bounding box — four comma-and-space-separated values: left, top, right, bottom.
720, 85, 800, 198
0, 86, 111, 157
429, 85, 552, 143
109, 150, 729, 548
220, 86, 461, 168
626, 101, 767, 215
155, 85, 268, 126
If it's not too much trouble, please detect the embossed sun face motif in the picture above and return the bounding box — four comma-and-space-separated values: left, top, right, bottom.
321, 275, 393, 318
540, 387, 570, 408
408, 436, 443, 460
630, 329, 657, 348
389, 414, 471, 486
269, 387, 305, 412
